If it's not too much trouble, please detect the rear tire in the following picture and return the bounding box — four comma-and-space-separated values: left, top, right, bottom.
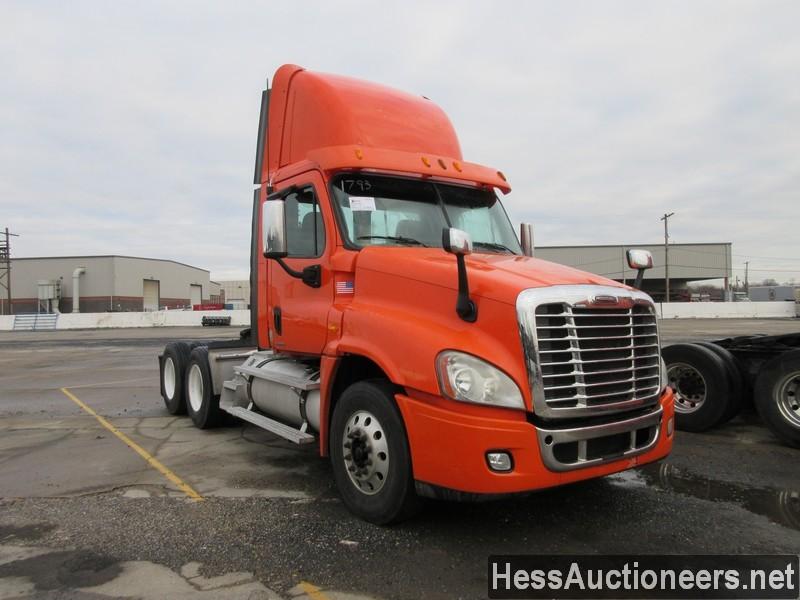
663, 343, 731, 432
160, 342, 193, 415
330, 380, 421, 525
694, 342, 745, 423
185, 346, 223, 429
754, 349, 800, 448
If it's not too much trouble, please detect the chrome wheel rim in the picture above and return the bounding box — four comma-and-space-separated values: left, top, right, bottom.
187, 364, 204, 413
342, 410, 389, 495
163, 357, 176, 399
776, 370, 800, 428
668, 362, 707, 414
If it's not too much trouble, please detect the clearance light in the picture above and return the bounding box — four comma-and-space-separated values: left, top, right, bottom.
497, 170, 507, 181
354, 148, 364, 160
452, 161, 462, 172
437, 158, 447, 170
421, 156, 431, 167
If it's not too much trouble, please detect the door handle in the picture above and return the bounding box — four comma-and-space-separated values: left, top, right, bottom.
273, 307, 282, 335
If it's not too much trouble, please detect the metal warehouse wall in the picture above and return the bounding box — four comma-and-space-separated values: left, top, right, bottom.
9, 256, 217, 313
112, 256, 214, 305
535, 243, 732, 284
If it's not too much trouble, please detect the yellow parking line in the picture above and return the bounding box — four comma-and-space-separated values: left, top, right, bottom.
60, 387, 203, 501
298, 581, 332, 600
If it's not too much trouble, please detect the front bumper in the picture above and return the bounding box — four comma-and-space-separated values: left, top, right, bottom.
396, 387, 674, 495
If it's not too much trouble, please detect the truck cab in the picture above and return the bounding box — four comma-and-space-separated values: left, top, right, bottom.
159, 64, 674, 524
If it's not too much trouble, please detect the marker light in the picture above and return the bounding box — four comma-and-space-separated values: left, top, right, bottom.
421, 156, 431, 167
436, 351, 525, 410
496, 170, 507, 181
437, 158, 447, 169
354, 148, 364, 160
452, 161, 462, 172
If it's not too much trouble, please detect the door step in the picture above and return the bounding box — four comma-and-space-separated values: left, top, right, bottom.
221, 405, 315, 445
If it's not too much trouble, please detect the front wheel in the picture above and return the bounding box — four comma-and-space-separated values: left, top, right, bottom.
330, 380, 421, 525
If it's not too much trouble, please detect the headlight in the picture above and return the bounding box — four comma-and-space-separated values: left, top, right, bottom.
660, 356, 669, 393
435, 351, 525, 410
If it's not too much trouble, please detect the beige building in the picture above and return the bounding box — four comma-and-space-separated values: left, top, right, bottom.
7, 255, 221, 314
218, 280, 250, 309
536, 242, 733, 301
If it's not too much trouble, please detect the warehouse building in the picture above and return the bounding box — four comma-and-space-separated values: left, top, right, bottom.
218, 279, 251, 309
5, 255, 221, 314
536, 242, 733, 301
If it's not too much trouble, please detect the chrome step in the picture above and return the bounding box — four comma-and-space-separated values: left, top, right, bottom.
234, 363, 320, 391
222, 405, 315, 445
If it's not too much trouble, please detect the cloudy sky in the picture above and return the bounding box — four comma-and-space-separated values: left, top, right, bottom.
1, 1, 798, 284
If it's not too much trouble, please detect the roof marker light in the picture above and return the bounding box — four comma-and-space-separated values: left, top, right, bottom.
437, 158, 447, 170
421, 156, 431, 167
497, 170, 507, 181
355, 148, 364, 160
453, 161, 462, 172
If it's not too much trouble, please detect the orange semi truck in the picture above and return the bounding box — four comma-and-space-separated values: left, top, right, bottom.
159, 64, 675, 524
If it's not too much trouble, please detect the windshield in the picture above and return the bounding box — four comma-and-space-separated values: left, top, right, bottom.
331, 174, 522, 254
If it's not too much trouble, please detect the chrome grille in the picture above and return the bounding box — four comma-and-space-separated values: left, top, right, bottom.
517, 285, 662, 419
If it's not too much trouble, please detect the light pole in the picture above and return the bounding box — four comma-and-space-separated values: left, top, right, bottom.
660, 212, 675, 302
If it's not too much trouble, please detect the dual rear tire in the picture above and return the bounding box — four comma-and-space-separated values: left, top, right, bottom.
754, 349, 800, 448
160, 343, 222, 428
663, 342, 742, 432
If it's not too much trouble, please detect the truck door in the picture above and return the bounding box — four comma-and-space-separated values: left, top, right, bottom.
267, 172, 334, 355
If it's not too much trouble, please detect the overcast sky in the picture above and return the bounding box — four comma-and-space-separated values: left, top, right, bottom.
1, 1, 798, 285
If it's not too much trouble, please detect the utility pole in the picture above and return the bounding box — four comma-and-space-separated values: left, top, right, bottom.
660, 212, 675, 302
0, 227, 19, 316
744, 261, 750, 294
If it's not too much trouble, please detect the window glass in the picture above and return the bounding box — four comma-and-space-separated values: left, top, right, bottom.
285, 187, 325, 257
331, 174, 521, 254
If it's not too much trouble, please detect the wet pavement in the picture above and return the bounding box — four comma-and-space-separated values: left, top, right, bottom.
1, 319, 799, 599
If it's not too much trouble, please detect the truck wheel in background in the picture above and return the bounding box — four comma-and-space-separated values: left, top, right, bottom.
185, 346, 223, 429
330, 379, 421, 525
694, 342, 745, 424
754, 349, 800, 448
662, 343, 731, 432
160, 342, 194, 415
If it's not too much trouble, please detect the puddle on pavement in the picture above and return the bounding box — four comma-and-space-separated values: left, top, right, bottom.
610, 463, 800, 531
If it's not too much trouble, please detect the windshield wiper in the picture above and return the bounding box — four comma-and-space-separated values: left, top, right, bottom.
472, 241, 516, 254
357, 235, 428, 247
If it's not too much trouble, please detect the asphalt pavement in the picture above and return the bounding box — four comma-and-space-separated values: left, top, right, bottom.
1, 319, 799, 599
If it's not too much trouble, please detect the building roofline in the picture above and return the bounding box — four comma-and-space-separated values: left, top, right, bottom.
11, 255, 210, 273
537, 242, 732, 250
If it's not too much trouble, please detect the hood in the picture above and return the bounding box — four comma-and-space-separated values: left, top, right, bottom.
355, 247, 628, 306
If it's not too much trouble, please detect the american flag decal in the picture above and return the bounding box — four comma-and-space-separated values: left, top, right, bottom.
336, 280, 355, 295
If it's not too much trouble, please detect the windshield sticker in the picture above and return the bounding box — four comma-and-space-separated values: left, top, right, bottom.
349, 196, 376, 212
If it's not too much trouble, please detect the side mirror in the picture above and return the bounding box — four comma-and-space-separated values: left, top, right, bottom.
520, 223, 534, 257
626, 249, 653, 270
442, 227, 472, 256
442, 228, 477, 322
626, 249, 654, 290
263, 199, 287, 258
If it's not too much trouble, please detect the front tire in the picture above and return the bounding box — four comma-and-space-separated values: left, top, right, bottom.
185, 346, 223, 429
330, 380, 421, 525
754, 349, 800, 448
